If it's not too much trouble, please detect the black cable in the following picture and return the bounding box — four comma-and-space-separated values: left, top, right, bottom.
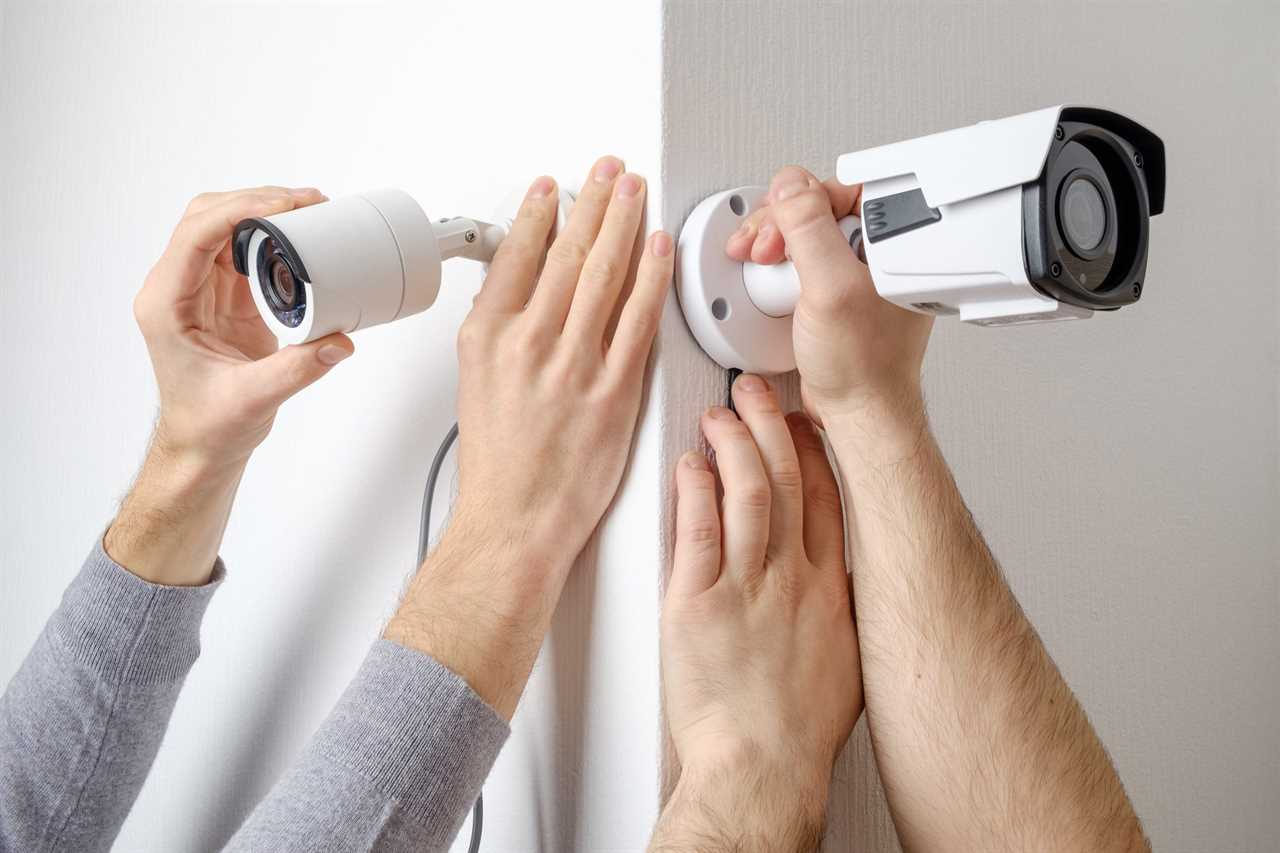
416, 421, 483, 853
726, 367, 742, 413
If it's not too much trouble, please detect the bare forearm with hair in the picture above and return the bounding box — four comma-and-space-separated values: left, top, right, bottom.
103, 429, 245, 586
649, 756, 826, 853
384, 507, 575, 721
828, 405, 1147, 852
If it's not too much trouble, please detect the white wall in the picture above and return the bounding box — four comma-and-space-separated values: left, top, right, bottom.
5, 2, 1279, 852
0, 2, 665, 850
660, 1, 1280, 851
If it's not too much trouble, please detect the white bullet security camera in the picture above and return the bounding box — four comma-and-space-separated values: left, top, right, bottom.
677, 105, 1167, 374
232, 189, 510, 345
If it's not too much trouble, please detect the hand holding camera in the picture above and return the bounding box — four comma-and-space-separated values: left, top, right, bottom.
134, 186, 355, 472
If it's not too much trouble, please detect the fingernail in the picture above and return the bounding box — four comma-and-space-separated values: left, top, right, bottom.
682, 451, 710, 471
529, 176, 555, 198
652, 231, 673, 257
290, 187, 320, 198
757, 222, 777, 244
707, 406, 736, 420
735, 374, 767, 393
593, 156, 623, 182
317, 345, 350, 366
731, 221, 756, 239
617, 173, 643, 198
771, 169, 810, 203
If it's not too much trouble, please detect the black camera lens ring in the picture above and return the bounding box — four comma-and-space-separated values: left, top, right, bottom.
1022, 115, 1153, 309
231, 217, 312, 329
256, 236, 308, 328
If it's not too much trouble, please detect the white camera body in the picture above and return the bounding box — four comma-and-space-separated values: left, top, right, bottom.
677, 105, 1166, 372
234, 189, 509, 345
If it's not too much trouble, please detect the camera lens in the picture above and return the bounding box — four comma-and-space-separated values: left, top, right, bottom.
1059, 175, 1108, 254
268, 256, 296, 305
256, 236, 306, 327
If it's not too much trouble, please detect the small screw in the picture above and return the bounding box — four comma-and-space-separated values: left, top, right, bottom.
1050, 261, 1063, 277
1132, 281, 1142, 298
1134, 152, 1144, 168
464, 230, 477, 243
1055, 125, 1065, 140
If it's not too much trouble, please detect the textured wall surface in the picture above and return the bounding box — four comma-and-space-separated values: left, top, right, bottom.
660, 1, 1280, 851
0, 2, 664, 851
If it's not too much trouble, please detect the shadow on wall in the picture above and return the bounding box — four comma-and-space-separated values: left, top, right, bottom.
542, 533, 600, 851
186, 395, 451, 849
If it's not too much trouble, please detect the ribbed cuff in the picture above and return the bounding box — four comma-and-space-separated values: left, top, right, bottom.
46, 538, 225, 685
312, 640, 510, 838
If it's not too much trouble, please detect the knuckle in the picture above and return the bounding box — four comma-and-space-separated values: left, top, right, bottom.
769, 461, 805, 491
736, 482, 772, 513
546, 239, 589, 269
493, 235, 545, 267
185, 192, 216, 214
774, 187, 829, 229
131, 291, 152, 327
518, 196, 555, 225
580, 255, 621, 285
679, 518, 720, 548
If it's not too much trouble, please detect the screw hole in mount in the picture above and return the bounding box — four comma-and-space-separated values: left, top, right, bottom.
1050, 261, 1063, 277
728, 194, 746, 216
711, 297, 731, 321
1132, 281, 1142, 298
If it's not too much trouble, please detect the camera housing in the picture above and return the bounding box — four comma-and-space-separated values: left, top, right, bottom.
233, 189, 522, 345
836, 104, 1165, 325
233, 189, 446, 345
676, 105, 1166, 373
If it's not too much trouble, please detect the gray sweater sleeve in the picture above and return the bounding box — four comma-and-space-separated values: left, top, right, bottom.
0, 540, 223, 853
1, 541, 510, 853
223, 639, 510, 853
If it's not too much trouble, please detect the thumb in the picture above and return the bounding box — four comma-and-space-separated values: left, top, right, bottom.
768, 166, 871, 310
241, 332, 354, 409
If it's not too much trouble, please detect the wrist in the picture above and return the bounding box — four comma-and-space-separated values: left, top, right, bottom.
104, 432, 246, 586
385, 511, 576, 719
657, 750, 828, 853
152, 416, 258, 475
816, 384, 930, 469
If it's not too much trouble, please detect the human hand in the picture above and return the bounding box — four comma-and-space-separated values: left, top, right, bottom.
104, 187, 355, 585
132, 187, 355, 473
386, 157, 673, 718
725, 167, 932, 430
450, 156, 672, 563
656, 375, 861, 847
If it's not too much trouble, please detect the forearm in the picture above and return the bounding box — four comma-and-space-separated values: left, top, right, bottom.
827, 404, 1146, 852
649, 754, 827, 853
384, 505, 576, 721
104, 427, 245, 586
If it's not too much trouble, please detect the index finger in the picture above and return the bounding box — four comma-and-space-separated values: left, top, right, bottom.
183, 185, 321, 217
152, 189, 325, 299
725, 173, 861, 264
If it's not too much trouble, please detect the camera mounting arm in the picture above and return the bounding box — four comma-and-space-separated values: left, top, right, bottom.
432, 217, 507, 264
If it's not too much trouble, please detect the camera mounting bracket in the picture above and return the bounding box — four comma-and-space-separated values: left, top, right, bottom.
677, 186, 860, 375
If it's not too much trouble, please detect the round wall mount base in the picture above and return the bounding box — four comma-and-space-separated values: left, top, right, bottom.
677, 186, 797, 375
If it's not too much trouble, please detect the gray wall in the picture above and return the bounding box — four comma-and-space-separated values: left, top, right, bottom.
660, 1, 1280, 850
